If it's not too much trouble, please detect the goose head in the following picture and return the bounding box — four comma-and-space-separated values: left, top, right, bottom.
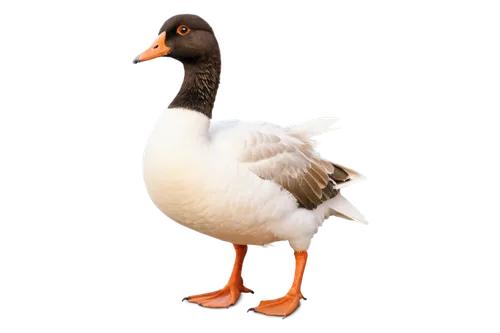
133, 14, 219, 64
133, 14, 221, 118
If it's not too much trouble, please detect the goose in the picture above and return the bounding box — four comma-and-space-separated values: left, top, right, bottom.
134, 14, 367, 318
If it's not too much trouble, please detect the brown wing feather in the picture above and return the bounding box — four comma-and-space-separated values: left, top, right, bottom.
332, 165, 349, 181
238, 130, 361, 210
277, 161, 349, 210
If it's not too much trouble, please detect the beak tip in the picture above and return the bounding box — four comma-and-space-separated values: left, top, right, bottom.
133, 56, 141, 64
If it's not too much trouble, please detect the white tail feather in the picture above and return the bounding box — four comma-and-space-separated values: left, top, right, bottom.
322, 194, 368, 224
286, 118, 339, 138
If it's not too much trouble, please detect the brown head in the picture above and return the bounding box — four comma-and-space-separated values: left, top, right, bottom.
134, 14, 221, 118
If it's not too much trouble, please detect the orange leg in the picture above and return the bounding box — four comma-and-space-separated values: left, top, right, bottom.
248, 251, 307, 318
182, 244, 253, 308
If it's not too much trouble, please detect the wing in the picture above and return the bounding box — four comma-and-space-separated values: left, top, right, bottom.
210, 118, 365, 210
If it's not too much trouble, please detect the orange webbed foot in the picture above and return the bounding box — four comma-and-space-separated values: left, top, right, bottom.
182, 283, 253, 309
247, 291, 306, 318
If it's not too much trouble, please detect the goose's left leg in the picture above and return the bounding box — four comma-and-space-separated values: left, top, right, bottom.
248, 251, 308, 318
182, 245, 252, 309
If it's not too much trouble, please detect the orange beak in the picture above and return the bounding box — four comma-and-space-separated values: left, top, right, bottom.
133, 31, 171, 64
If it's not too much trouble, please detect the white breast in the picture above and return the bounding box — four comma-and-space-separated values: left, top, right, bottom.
142, 108, 298, 246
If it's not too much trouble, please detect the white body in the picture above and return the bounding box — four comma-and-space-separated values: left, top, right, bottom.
143, 108, 365, 251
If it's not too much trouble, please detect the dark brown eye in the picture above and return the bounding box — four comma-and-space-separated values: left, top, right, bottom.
177, 25, 190, 36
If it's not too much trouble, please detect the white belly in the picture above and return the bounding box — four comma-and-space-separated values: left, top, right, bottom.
142, 109, 295, 245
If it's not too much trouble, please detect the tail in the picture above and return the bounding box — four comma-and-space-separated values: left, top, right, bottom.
317, 193, 368, 225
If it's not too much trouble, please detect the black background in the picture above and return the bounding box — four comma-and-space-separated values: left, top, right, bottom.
97, 4, 404, 321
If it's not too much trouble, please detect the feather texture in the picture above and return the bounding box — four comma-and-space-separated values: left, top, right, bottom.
210, 118, 365, 213
144, 109, 367, 251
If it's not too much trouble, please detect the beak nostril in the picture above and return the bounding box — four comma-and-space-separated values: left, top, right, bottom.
153, 45, 159, 49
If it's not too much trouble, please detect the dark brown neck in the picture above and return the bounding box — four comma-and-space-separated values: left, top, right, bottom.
169, 55, 221, 118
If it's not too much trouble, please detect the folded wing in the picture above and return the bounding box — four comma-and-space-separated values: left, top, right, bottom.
210, 118, 365, 210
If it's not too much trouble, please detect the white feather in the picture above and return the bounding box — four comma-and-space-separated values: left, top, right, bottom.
144, 108, 366, 252
323, 194, 368, 224
286, 117, 339, 138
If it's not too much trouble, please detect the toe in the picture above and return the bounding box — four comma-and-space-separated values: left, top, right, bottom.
251, 295, 301, 317
186, 290, 221, 302
241, 285, 254, 294
183, 285, 241, 308
200, 291, 233, 308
